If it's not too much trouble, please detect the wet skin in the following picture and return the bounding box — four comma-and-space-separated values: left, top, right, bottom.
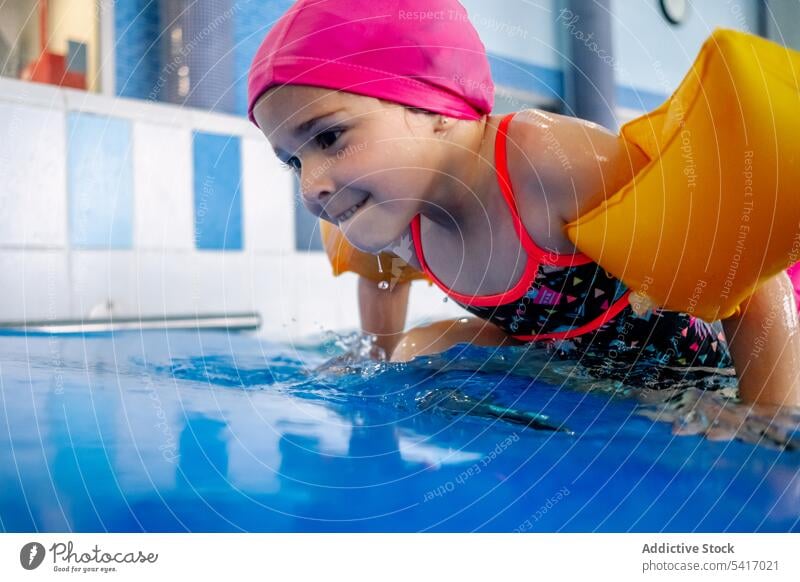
253, 85, 800, 408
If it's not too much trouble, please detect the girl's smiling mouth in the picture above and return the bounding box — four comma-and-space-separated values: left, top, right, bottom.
334, 195, 370, 223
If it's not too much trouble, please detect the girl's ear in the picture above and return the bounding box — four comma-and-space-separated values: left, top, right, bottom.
434, 115, 451, 135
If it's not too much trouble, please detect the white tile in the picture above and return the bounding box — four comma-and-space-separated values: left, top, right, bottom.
0, 76, 65, 110
190, 252, 255, 314
242, 254, 296, 336
189, 107, 261, 139
244, 251, 468, 341
63, 87, 128, 119
0, 251, 71, 321
132, 123, 194, 250
407, 279, 469, 327
64, 85, 191, 129
70, 250, 139, 318
239, 251, 358, 341
286, 251, 467, 334
132, 251, 197, 315
76, 249, 255, 319
288, 252, 361, 339
133, 250, 223, 315
241, 137, 295, 253
0, 103, 67, 247
135, 251, 254, 316
0, 77, 260, 136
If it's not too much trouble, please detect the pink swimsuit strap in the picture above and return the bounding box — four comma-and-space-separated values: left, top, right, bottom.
411, 111, 592, 308
410, 111, 632, 342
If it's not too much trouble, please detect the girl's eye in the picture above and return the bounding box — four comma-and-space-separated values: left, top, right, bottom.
278, 128, 343, 172
282, 157, 301, 172
315, 129, 343, 150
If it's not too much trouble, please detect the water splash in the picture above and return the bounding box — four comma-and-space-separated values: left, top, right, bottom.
152, 332, 800, 450
313, 331, 389, 377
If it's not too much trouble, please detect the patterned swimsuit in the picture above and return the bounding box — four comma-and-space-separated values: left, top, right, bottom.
410, 112, 732, 382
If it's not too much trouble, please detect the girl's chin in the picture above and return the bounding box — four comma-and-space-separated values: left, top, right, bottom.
344, 235, 391, 255
342, 224, 403, 254
341, 206, 414, 254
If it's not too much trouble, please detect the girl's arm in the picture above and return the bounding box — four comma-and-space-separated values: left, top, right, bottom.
721, 271, 800, 407
358, 276, 411, 358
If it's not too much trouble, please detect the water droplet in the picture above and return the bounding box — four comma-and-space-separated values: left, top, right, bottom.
442, 296, 449, 302
377, 281, 389, 290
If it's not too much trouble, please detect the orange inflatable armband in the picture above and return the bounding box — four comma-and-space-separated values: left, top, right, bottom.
319, 220, 428, 286
565, 29, 800, 321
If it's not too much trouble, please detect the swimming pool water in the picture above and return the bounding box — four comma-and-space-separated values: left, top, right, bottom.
0, 329, 798, 532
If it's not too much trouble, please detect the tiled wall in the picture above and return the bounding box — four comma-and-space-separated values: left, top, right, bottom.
2, 0, 770, 342
0, 76, 466, 339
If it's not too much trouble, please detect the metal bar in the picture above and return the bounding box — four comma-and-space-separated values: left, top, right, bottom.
0, 312, 261, 334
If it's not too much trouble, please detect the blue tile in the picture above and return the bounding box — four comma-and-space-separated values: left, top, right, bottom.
193, 132, 243, 251
67, 113, 134, 249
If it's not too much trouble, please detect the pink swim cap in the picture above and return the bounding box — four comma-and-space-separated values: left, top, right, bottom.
247, 0, 494, 126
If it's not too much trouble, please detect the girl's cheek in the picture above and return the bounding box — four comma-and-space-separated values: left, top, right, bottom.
343, 157, 374, 186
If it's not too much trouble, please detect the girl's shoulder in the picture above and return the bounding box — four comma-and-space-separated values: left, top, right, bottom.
502, 109, 649, 230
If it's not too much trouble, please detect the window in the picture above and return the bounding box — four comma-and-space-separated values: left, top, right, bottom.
0, 0, 101, 92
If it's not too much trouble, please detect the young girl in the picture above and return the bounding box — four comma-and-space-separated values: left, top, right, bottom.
248, 0, 800, 408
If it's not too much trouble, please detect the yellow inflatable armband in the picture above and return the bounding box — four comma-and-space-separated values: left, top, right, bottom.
319, 220, 429, 286
565, 29, 800, 321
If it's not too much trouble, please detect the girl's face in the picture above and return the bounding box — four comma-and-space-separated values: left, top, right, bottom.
253, 85, 446, 253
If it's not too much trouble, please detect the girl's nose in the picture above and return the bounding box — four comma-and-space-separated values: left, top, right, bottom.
299, 159, 335, 206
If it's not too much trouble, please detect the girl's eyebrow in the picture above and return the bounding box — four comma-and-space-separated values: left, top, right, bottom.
292, 109, 344, 138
